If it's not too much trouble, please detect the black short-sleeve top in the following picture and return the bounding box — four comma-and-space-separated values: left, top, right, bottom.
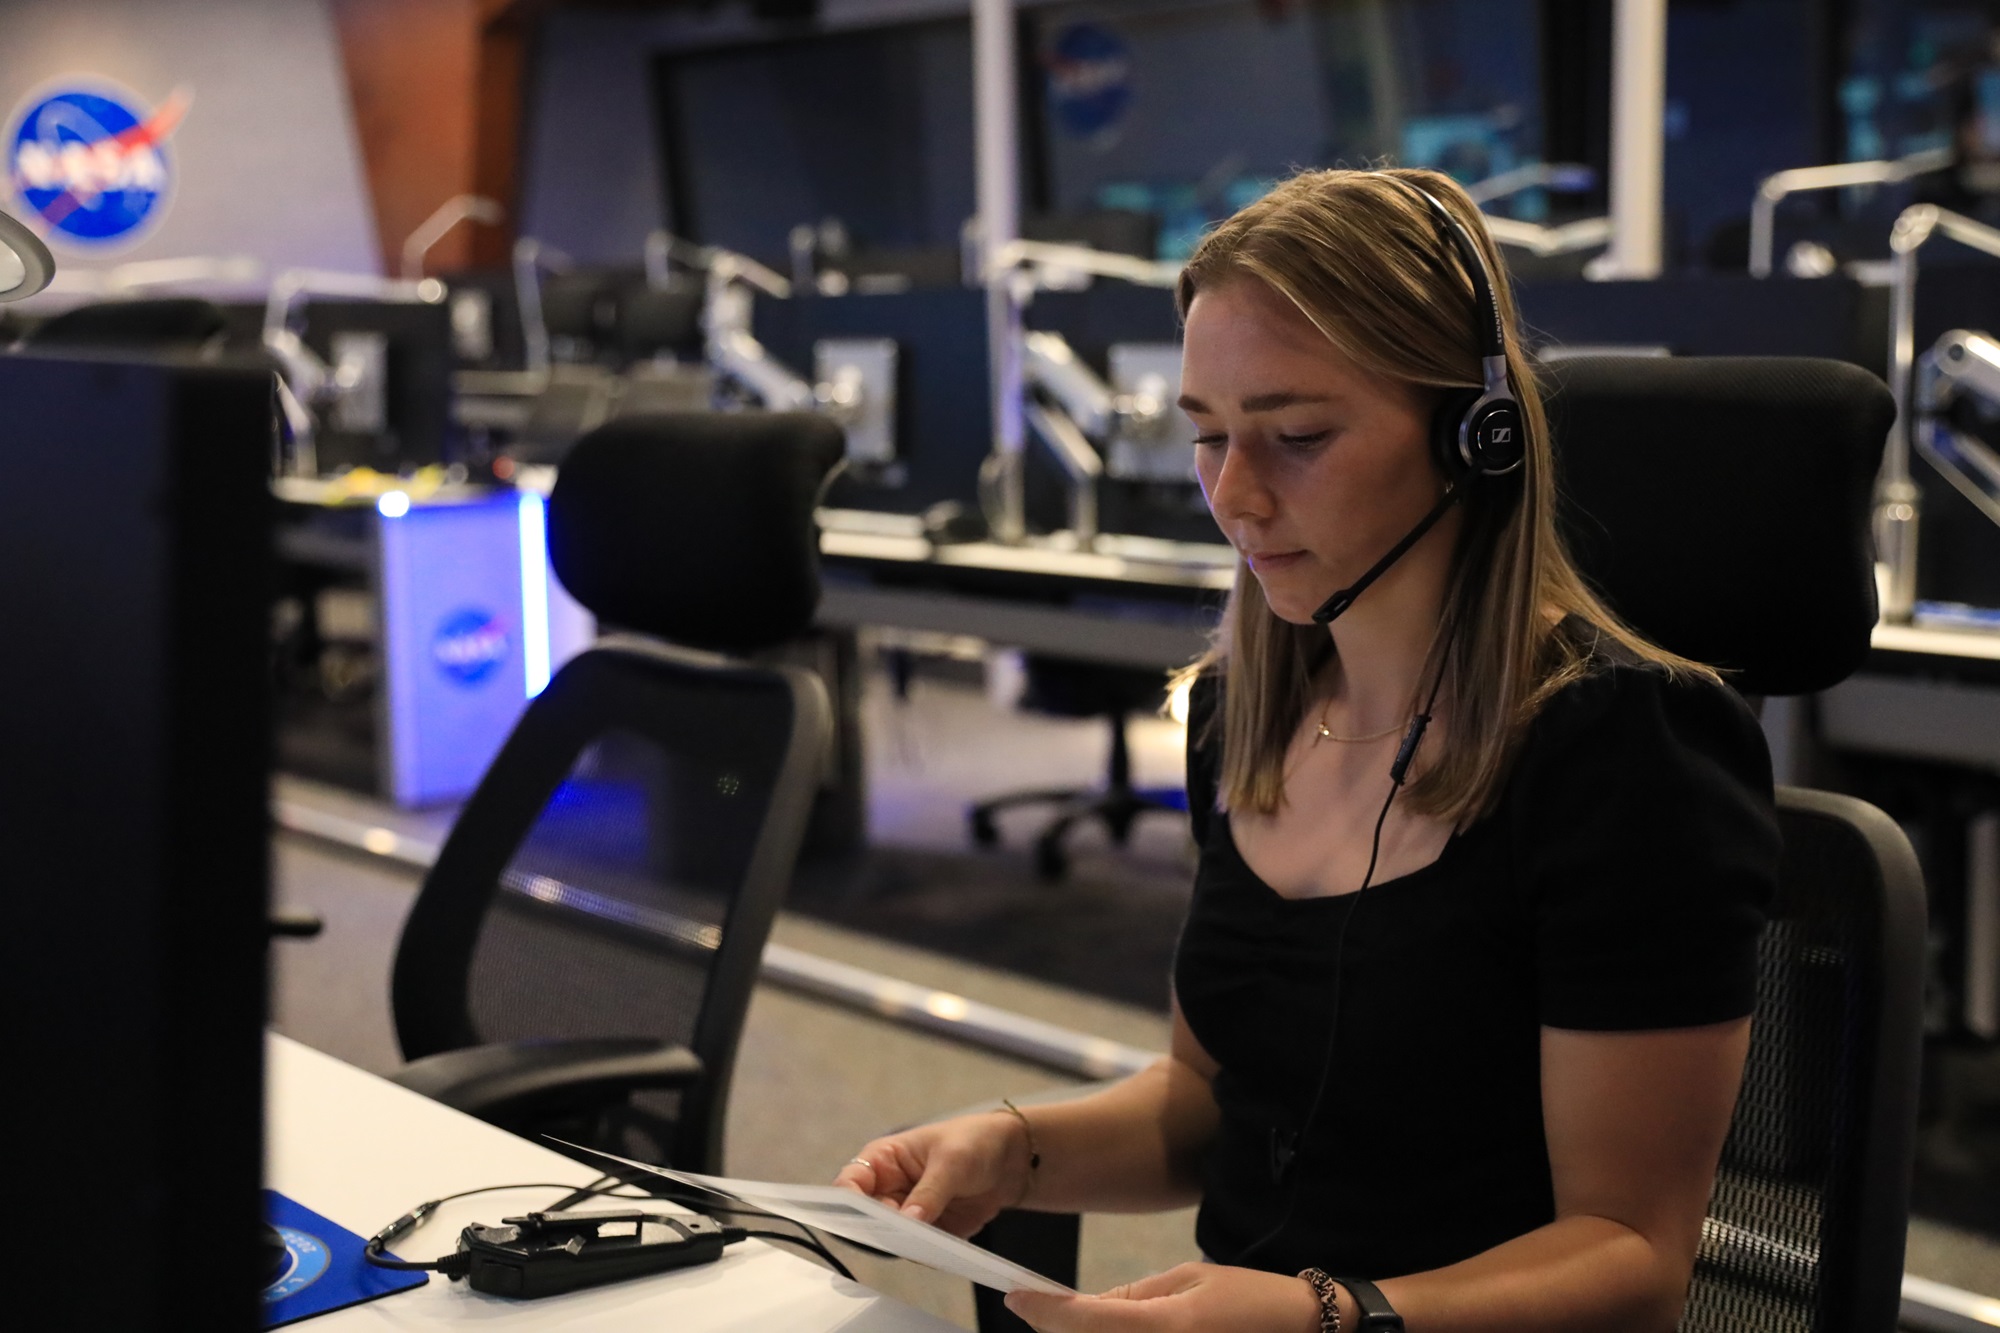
1173, 626, 1780, 1280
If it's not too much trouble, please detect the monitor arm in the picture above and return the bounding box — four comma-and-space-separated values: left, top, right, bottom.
401, 195, 504, 280
1018, 330, 1174, 546
1878, 205, 2000, 617
1915, 328, 2000, 532
977, 241, 1182, 547
263, 268, 445, 476
682, 240, 885, 437
1748, 147, 1951, 279
640, 229, 820, 412
1463, 161, 1597, 206
704, 269, 816, 413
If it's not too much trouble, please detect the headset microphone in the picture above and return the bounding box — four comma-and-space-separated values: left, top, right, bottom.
1310, 482, 1463, 625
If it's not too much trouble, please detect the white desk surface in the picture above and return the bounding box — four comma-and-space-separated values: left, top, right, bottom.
1872, 620, 2000, 662
267, 1034, 956, 1331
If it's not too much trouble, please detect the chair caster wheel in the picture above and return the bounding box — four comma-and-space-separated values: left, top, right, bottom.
971, 810, 999, 847
1034, 837, 1067, 882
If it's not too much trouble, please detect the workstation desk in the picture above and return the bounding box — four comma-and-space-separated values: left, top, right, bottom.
268, 1033, 953, 1331
815, 508, 1234, 670
1819, 621, 2000, 1043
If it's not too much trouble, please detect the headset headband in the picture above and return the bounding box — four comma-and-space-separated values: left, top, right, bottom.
1377, 175, 1509, 392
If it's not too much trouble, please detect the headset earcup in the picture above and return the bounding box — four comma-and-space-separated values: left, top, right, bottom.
1467, 398, 1526, 475
1429, 388, 1482, 479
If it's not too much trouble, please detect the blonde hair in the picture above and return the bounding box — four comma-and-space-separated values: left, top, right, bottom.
1172, 167, 1711, 823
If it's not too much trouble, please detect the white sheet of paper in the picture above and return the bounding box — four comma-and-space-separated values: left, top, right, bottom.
548, 1140, 1075, 1296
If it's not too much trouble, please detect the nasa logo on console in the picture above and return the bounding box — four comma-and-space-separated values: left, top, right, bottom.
6, 80, 190, 245
433, 608, 512, 688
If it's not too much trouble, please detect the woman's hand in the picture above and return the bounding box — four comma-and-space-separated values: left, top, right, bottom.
1003, 1263, 1323, 1333
833, 1110, 1033, 1238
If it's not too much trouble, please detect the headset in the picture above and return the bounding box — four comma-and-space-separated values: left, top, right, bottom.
1238, 175, 1524, 1269
1310, 176, 1526, 627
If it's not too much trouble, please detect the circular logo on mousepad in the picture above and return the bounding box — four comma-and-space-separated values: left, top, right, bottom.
265, 1226, 331, 1301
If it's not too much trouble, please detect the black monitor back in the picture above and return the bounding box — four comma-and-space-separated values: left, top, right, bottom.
1513, 275, 1882, 368
300, 298, 453, 473
0, 350, 272, 1331
753, 286, 992, 514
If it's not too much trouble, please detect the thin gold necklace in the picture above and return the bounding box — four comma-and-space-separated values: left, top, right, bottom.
1314, 697, 1406, 744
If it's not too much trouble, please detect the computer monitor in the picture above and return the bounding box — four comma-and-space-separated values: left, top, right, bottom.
2, 348, 273, 1330
652, 18, 976, 264
751, 286, 991, 515
299, 297, 454, 474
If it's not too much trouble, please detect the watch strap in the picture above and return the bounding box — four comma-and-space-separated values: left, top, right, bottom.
1330, 1276, 1403, 1330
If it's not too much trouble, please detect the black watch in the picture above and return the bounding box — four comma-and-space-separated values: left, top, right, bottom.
1332, 1276, 1404, 1330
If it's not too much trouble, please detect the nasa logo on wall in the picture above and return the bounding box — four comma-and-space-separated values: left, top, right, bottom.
433, 608, 512, 688
264, 1225, 331, 1301
1045, 23, 1132, 145
6, 80, 190, 247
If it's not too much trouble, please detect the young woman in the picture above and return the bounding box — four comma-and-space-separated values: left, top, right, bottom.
836, 168, 1779, 1333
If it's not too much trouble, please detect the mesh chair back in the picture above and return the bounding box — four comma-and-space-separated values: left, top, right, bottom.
392, 637, 830, 1171
1681, 788, 1925, 1333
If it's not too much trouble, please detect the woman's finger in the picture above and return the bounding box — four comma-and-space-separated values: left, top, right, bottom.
835, 1137, 917, 1199
832, 1157, 876, 1195
896, 1145, 977, 1224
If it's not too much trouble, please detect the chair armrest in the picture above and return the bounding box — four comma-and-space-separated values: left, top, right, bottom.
391, 1037, 703, 1127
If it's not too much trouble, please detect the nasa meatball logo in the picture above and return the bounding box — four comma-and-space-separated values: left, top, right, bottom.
433, 608, 511, 687
7, 81, 190, 246
1045, 24, 1132, 143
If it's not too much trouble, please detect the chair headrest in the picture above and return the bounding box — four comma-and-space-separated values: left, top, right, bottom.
547, 412, 846, 654
1543, 356, 1893, 697
24, 297, 227, 350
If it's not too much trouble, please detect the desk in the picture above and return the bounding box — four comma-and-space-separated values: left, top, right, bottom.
266, 1034, 954, 1331
1814, 621, 2000, 1042
816, 508, 1234, 671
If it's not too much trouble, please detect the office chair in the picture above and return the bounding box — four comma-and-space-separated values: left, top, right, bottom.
389, 411, 844, 1175
969, 660, 1186, 881
964, 357, 1927, 1333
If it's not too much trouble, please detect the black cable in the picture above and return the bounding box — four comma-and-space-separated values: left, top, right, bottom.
364, 1182, 636, 1275
546, 1174, 621, 1213
628, 1190, 869, 1275
362, 1177, 859, 1281
740, 1229, 857, 1281
1237, 622, 1459, 1266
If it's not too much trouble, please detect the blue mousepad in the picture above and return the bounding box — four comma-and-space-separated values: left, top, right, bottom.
264, 1190, 427, 1327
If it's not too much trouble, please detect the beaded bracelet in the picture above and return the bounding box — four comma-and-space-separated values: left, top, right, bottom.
996, 1098, 1041, 1207
1298, 1268, 1342, 1333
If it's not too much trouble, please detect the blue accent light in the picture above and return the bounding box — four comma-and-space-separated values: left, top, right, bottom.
518, 490, 551, 697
